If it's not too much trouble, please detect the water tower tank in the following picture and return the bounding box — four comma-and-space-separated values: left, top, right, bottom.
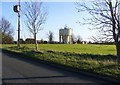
59, 26, 73, 44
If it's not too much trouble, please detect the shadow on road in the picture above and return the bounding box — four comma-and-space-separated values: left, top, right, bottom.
3, 75, 69, 80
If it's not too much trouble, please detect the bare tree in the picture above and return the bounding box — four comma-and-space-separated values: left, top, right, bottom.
23, 1, 48, 50
0, 17, 14, 44
0, 17, 13, 36
48, 31, 54, 44
90, 34, 106, 43
90, 36, 101, 43
76, 0, 120, 64
77, 35, 83, 44
71, 34, 76, 44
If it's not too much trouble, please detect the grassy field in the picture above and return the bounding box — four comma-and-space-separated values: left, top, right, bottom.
2, 44, 116, 55
1, 44, 120, 80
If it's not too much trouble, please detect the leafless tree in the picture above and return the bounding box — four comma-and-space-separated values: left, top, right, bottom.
23, 1, 48, 50
48, 31, 54, 44
76, 0, 120, 64
77, 35, 83, 44
0, 17, 13, 36
71, 34, 77, 44
90, 34, 106, 43
0, 17, 14, 44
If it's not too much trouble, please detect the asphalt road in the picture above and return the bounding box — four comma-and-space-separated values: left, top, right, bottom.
2, 51, 113, 84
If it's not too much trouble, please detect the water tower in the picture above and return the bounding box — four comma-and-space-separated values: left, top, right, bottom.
59, 26, 73, 44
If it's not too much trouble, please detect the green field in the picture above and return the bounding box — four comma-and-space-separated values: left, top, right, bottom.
1, 44, 120, 80
2, 44, 116, 55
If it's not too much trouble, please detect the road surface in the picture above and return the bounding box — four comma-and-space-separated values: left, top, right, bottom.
2, 51, 113, 84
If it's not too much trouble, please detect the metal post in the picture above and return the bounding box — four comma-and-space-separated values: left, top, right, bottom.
18, 0, 20, 49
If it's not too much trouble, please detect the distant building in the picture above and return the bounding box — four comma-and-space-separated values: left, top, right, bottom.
25, 38, 35, 44
82, 41, 88, 44
59, 26, 73, 44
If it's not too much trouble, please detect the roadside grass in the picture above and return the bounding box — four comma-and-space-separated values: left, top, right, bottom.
1, 44, 120, 80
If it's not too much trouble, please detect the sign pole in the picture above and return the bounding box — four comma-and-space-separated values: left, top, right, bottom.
18, 0, 20, 49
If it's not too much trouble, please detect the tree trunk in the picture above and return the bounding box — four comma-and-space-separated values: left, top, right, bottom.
116, 41, 120, 64
34, 34, 38, 51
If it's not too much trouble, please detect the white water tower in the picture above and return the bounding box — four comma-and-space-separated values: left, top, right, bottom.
59, 26, 73, 44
